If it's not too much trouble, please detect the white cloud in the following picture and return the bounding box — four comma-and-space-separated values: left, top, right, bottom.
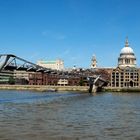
63, 49, 70, 55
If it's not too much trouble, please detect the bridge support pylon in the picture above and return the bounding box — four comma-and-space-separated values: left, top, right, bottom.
92, 84, 97, 93
88, 75, 101, 94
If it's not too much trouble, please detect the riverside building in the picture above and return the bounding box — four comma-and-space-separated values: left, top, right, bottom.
111, 38, 140, 88
37, 59, 64, 70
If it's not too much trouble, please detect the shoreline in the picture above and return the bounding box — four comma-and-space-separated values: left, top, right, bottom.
0, 85, 140, 93
103, 87, 140, 92
0, 85, 89, 92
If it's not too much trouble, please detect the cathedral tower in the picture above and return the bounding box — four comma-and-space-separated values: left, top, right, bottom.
91, 55, 97, 68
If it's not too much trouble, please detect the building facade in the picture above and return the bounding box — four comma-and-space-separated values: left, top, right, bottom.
37, 59, 64, 70
111, 38, 140, 88
28, 72, 82, 86
57, 79, 68, 86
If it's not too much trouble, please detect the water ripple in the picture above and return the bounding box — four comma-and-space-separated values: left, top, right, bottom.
0, 91, 140, 140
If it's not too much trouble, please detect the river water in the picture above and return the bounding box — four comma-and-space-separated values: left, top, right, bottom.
0, 90, 140, 140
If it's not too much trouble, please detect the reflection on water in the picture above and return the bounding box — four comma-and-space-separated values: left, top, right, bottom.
0, 90, 140, 140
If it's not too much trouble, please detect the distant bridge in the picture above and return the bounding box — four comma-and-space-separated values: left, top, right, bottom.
0, 54, 56, 73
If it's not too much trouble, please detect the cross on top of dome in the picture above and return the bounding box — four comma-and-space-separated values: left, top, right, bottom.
120, 37, 134, 54
125, 37, 129, 47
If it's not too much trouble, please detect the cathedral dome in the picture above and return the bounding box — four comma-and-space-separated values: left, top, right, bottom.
118, 38, 136, 68
120, 46, 134, 54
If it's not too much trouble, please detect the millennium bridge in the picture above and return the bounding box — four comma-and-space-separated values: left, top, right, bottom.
0, 54, 108, 93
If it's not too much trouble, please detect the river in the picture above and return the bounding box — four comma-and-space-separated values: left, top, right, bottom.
0, 90, 140, 140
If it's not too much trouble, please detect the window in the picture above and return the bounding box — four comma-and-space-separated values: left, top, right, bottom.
125, 59, 130, 64
116, 82, 119, 87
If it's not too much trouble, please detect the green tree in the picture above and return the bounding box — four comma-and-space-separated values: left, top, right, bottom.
8, 76, 15, 85
79, 79, 84, 86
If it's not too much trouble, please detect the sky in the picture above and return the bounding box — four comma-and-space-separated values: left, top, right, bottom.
0, 0, 140, 68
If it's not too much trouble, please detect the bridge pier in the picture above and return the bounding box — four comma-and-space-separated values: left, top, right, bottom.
89, 83, 97, 93
92, 84, 97, 93
88, 75, 102, 94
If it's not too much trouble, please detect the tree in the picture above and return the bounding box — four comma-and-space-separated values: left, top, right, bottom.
79, 79, 84, 86
8, 76, 15, 85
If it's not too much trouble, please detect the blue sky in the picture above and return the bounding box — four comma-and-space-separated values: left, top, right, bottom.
0, 0, 140, 68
